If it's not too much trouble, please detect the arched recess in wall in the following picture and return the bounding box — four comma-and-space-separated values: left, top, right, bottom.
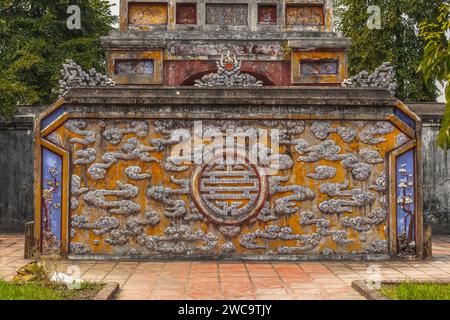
180, 70, 276, 86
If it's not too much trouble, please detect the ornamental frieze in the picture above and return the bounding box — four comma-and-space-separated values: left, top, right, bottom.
39, 118, 409, 258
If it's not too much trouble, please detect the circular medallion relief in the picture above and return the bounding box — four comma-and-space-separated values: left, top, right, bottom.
191, 151, 268, 226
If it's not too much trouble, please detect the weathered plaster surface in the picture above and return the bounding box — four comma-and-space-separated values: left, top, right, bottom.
0, 108, 42, 232
422, 123, 450, 234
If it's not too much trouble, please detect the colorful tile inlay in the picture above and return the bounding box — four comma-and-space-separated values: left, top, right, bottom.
41, 106, 66, 130
41, 148, 62, 255
396, 149, 415, 241
258, 5, 277, 25
128, 3, 168, 26
176, 3, 197, 25
395, 108, 416, 129
286, 5, 324, 26
300, 60, 339, 76
115, 59, 155, 76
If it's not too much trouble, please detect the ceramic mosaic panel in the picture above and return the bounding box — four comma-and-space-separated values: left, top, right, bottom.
300, 60, 339, 76
396, 149, 416, 254
39, 118, 416, 258
114, 59, 155, 76
205, 4, 248, 26
258, 5, 277, 25
107, 51, 163, 85
41, 148, 63, 255
286, 5, 324, 26
292, 51, 347, 84
176, 3, 197, 25
128, 2, 168, 26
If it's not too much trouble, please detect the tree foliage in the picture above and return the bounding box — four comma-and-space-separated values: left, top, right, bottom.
333, 0, 442, 101
0, 0, 116, 120
419, 3, 450, 149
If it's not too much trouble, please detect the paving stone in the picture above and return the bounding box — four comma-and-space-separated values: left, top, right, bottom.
1, 234, 450, 300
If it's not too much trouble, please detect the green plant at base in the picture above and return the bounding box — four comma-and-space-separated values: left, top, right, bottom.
0, 279, 105, 300
381, 282, 450, 300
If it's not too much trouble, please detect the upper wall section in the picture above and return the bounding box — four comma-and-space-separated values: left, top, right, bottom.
105, 0, 349, 86
119, 0, 334, 33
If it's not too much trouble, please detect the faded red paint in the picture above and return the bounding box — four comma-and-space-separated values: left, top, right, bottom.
164, 60, 291, 86
176, 3, 197, 25
258, 5, 277, 25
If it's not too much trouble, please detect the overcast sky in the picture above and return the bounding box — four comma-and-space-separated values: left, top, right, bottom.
105, 0, 445, 102
108, 0, 119, 17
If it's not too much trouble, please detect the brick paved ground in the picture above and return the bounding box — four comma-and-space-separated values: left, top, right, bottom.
1, 234, 450, 300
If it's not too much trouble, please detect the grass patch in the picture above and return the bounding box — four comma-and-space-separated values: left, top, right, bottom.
381, 282, 450, 300
0, 280, 105, 300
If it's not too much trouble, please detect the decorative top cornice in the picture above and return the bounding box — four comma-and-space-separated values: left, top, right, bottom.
57, 60, 115, 98
342, 62, 397, 96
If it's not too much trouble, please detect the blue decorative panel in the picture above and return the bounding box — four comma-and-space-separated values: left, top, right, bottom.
41, 106, 66, 130
41, 148, 62, 255
394, 108, 416, 130
301, 60, 339, 76
396, 149, 416, 254
114, 59, 154, 76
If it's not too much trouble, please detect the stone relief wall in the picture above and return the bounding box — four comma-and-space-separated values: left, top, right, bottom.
43, 118, 409, 258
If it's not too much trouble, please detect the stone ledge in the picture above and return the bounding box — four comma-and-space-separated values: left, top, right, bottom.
63, 86, 396, 108
408, 103, 445, 121
93, 282, 120, 300
351, 280, 389, 300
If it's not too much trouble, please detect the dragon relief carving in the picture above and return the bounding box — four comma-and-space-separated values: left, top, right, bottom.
146, 177, 190, 219
318, 181, 375, 214
101, 120, 149, 145
295, 138, 386, 182
307, 166, 337, 180
295, 139, 348, 162
83, 181, 140, 215
268, 176, 315, 215
65, 120, 96, 146
125, 166, 152, 180
135, 226, 219, 255
310, 121, 357, 143
88, 137, 158, 180
340, 208, 387, 232
65, 119, 398, 257
299, 212, 354, 245
71, 175, 88, 210
359, 122, 395, 145
65, 120, 97, 166
240, 225, 322, 253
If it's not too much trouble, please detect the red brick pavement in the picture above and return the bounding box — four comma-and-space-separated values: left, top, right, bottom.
1, 235, 450, 300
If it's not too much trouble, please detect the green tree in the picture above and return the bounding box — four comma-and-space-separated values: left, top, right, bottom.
419, 3, 450, 149
0, 0, 116, 119
333, 0, 441, 101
